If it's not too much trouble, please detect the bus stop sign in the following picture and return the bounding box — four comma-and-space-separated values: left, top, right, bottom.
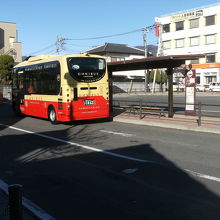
185, 69, 196, 115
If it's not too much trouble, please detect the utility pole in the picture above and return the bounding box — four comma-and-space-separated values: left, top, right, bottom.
155, 19, 163, 57
56, 36, 67, 54
143, 28, 149, 92
143, 28, 147, 57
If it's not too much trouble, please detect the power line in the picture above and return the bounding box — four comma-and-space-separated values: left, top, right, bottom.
66, 43, 94, 47
27, 44, 55, 55
25, 24, 157, 56
66, 27, 154, 41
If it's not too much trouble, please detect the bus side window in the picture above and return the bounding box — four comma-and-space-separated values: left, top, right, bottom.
42, 62, 60, 95
19, 81, 23, 89
28, 84, 35, 93
18, 71, 25, 92
12, 70, 18, 89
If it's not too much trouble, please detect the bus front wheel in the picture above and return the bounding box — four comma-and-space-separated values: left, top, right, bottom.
48, 106, 58, 124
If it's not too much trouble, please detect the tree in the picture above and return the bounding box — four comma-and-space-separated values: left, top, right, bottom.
149, 69, 167, 91
0, 55, 14, 82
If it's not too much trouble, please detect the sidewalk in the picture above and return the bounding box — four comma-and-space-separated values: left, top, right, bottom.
113, 109, 220, 134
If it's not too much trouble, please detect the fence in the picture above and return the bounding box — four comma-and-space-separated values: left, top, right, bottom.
0, 85, 12, 101
113, 99, 220, 126
113, 82, 167, 94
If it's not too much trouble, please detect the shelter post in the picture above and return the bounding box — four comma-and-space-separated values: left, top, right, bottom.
108, 70, 113, 115
167, 67, 174, 118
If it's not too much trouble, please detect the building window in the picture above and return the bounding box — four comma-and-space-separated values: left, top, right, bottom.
162, 24, 170, 33
162, 40, 171, 49
189, 18, 199, 28
206, 53, 216, 63
9, 37, 15, 48
205, 34, 216, 45
175, 21, 184, 31
175, 39, 184, 48
111, 57, 118, 62
205, 15, 215, 26
190, 36, 199, 46
205, 75, 216, 84
111, 57, 125, 62
187, 59, 200, 64
190, 59, 200, 64
196, 76, 200, 84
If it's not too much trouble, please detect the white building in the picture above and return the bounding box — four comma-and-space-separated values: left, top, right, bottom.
156, 3, 220, 86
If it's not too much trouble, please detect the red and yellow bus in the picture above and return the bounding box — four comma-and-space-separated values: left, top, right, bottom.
12, 54, 110, 123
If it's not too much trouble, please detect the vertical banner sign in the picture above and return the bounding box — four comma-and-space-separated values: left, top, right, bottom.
185, 69, 196, 114
154, 17, 160, 37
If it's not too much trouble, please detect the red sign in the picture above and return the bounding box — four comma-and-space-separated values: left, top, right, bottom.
155, 22, 160, 37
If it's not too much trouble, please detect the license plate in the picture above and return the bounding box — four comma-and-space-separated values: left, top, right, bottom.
84, 99, 94, 105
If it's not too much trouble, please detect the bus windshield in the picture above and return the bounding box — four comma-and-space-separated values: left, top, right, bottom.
67, 57, 106, 82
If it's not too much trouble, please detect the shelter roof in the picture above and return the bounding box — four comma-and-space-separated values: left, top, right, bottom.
107, 54, 205, 72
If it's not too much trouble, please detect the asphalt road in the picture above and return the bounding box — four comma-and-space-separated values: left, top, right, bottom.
1, 102, 220, 219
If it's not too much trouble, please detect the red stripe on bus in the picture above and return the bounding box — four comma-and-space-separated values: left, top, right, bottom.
20, 96, 109, 121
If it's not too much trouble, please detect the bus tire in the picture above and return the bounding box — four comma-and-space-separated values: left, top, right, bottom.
48, 106, 58, 124
104, 116, 113, 122
12, 102, 21, 117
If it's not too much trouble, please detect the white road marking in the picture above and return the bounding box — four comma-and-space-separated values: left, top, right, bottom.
0, 124, 146, 163
185, 169, 220, 183
0, 179, 8, 192
101, 129, 198, 148
0, 179, 55, 220
100, 129, 134, 137
1, 123, 220, 183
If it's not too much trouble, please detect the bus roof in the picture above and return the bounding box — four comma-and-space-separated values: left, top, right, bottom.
14, 53, 104, 68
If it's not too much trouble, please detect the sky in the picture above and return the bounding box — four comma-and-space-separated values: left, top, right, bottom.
1, 0, 220, 56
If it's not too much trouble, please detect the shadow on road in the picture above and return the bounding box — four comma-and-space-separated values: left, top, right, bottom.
1, 102, 220, 220
0, 101, 24, 130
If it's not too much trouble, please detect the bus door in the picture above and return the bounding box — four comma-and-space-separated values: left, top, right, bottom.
12, 69, 26, 115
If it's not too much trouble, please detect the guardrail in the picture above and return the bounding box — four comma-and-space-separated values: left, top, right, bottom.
0, 85, 12, 101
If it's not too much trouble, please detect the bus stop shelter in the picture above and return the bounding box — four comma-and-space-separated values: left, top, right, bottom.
107, 54, 205, 118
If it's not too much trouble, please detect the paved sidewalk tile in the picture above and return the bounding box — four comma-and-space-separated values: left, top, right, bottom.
113, 110, 220, 134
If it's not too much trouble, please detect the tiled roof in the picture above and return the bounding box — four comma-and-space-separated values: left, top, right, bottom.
86, 43, 145, 55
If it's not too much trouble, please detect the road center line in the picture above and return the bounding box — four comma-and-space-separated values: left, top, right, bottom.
1, 123, 220, 183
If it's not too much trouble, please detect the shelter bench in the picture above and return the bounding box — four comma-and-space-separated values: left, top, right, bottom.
120, 105, 166, 118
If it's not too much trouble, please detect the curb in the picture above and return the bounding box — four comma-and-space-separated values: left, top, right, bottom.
113, 117, 220, 134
